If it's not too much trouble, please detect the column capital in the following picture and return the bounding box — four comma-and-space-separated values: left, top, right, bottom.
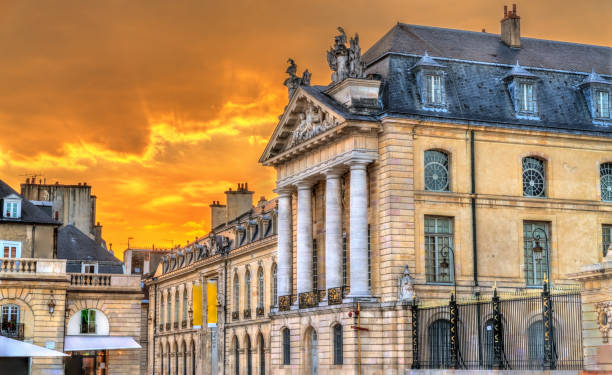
347, 159, 370, 170
296, 180, 315, 190
324, 166, 345, 179
275, 187, 293, 197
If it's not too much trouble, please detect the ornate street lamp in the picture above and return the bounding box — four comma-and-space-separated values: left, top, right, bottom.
531, 227, 550, 284
48, 298, 56, 315
438, 245, 457, 296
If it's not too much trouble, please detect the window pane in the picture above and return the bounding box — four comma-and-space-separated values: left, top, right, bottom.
603, 225, 612, 257
425, 216, 454, 283
523, 157, 546, 197
601, 163, 612, 202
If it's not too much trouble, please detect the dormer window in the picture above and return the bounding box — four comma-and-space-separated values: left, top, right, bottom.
82, 262, 98, 274
518, 82, 535, 113
504, 62, 539, 119
580, 70, 611, 125
3, 195, 21, 219
596, 90, 610, 118
411, 52, 447, 111
426, 74, 443, 105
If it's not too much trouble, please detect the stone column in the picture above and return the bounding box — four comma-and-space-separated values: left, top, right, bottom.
325, 170, 343, 296
348, 161, 371, 298
297, 181, 314, 296
277, 189, 293, 303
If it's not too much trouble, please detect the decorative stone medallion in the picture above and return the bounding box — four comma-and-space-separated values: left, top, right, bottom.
596, 301, 611, 343
328, 287, 343, 305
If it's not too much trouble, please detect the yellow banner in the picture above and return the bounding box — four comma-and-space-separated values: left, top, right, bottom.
207, 280, 217, 326
192, 284, 202, 328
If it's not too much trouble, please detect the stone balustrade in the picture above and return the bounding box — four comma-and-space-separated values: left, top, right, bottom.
68, 273, 142, 291
0, 258, 66, 274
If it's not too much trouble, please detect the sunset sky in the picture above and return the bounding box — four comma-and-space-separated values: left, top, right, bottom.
1, 0, 610, 258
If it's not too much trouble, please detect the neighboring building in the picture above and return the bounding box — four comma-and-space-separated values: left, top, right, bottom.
146, 185, 277, 375
0, 179, 143, 375
21, 180, 105, 248
147, 5, 611, 374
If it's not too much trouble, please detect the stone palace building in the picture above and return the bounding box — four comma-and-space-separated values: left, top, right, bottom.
146, 5, 611, 374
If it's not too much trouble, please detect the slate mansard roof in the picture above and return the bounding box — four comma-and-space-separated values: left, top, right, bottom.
58, 224, 123, 274
350, 23, 612, 136
0, 180, 60, 225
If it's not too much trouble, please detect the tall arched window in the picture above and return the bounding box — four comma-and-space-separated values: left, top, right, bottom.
182, 341, 187, 375
271, 264, 277, 307
528, 320, 544, 368
523, 157, 546, 197
233, 273, 240, 314
160, 344, 164, 375
258, 333, 265, 375
182, 289, 188, 325
257, 267, 264, 310
483, 318, 504, 369
333, 324, 343, 365
601, 162, 612, 202
282, 327, 291, 365
424, 150, 450, 192
166, 292, 171, 329
191, 341, 196, 375
246, 334, 252, 375
245, 270, 251, 313
174, 292, 180, 328
234, 336, 240, 375
175, 342, 179, 375
428, 319, 450, 368
166, 343, 171, 375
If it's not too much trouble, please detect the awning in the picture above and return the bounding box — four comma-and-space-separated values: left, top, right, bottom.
65, 336, 141, 351
0, 336, 68, 357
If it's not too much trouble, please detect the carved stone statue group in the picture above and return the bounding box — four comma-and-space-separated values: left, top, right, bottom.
327, 27, 366, 83
283, 58, 311, 99
287, 100, 339, 149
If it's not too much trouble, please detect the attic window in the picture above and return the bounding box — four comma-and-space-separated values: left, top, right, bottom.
3, 198, 21, 219
504, 62, 539, 119
426, 74, 443, 105
518, 82, 536, 113
82, 262, 98, 274
596, 90, 610, 119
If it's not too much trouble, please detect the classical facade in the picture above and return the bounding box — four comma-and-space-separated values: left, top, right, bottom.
145, 5, 611, 374
146, 185, 278, 375
0, 179, 143, 375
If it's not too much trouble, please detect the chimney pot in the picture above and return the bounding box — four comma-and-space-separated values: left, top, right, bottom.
245, 182, 248, 191
512, 4, 516, 14
501, 4, 521, 48
504, 5, 508, 17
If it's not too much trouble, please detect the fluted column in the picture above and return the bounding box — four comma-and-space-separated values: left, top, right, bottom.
325, 170, 343, 293
348, 161, 371, 298
296, 181, 314, 295
277, 189, 293, 302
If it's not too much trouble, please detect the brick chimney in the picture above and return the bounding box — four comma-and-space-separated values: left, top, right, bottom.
501, 4, 521, 48
225, 183, 253, 224
209, 200, 226, 230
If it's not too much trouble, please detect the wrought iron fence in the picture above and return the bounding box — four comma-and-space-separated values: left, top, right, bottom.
411, 282, 583, 370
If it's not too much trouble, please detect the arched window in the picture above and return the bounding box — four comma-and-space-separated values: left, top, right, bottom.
523, 157, 546, 197
166, 292, 171, 328
257, 267, 264, 309
333, 324, 343, 365
1, 304, 20, 338
282, 327, 291, 365
601, 162, 612, 202
182, 341, 187, 375
234, 336, 240, 375
428, 319, 450, 368
258, 333, 265, 375
528, 320, 544, 368
424, 150, 450, 192
175, 342, 179, 375
191, 341, 196, 375
245, 270, 251, 313
271, 264, 277, 307
233, 274, 240, 314
182, 289, 188, 325
80, 309, 96, 334
174, 292, 180, 328
166, 343, 171, 375
483, 318, 504, 369
246, 334, 252, 375
160, 344, 164, 375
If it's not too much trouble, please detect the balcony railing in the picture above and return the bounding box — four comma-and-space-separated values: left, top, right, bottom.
68, 273, 141, 290
1, 322, 24, 340
0, 258, 66, 274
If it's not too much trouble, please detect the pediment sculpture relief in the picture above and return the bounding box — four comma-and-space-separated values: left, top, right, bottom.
287, 100, 339, 149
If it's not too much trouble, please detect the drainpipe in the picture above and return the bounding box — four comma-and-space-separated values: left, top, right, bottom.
471, 130, 479, 287
222, 257, 228, 375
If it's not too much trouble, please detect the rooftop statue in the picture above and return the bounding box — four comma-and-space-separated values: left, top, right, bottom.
327, 27, 366, 84
283, 58, 311, 99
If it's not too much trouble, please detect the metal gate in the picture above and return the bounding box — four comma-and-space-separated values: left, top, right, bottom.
411, 282, 583, 370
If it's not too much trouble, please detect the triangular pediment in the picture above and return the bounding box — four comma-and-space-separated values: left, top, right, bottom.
259, 86, 347, 164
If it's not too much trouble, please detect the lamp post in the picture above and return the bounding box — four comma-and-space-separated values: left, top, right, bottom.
439, 245, 457, 297
531, 227, 550, 285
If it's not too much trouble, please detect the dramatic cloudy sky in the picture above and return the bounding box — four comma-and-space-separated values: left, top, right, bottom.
1, 0, 609, 257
